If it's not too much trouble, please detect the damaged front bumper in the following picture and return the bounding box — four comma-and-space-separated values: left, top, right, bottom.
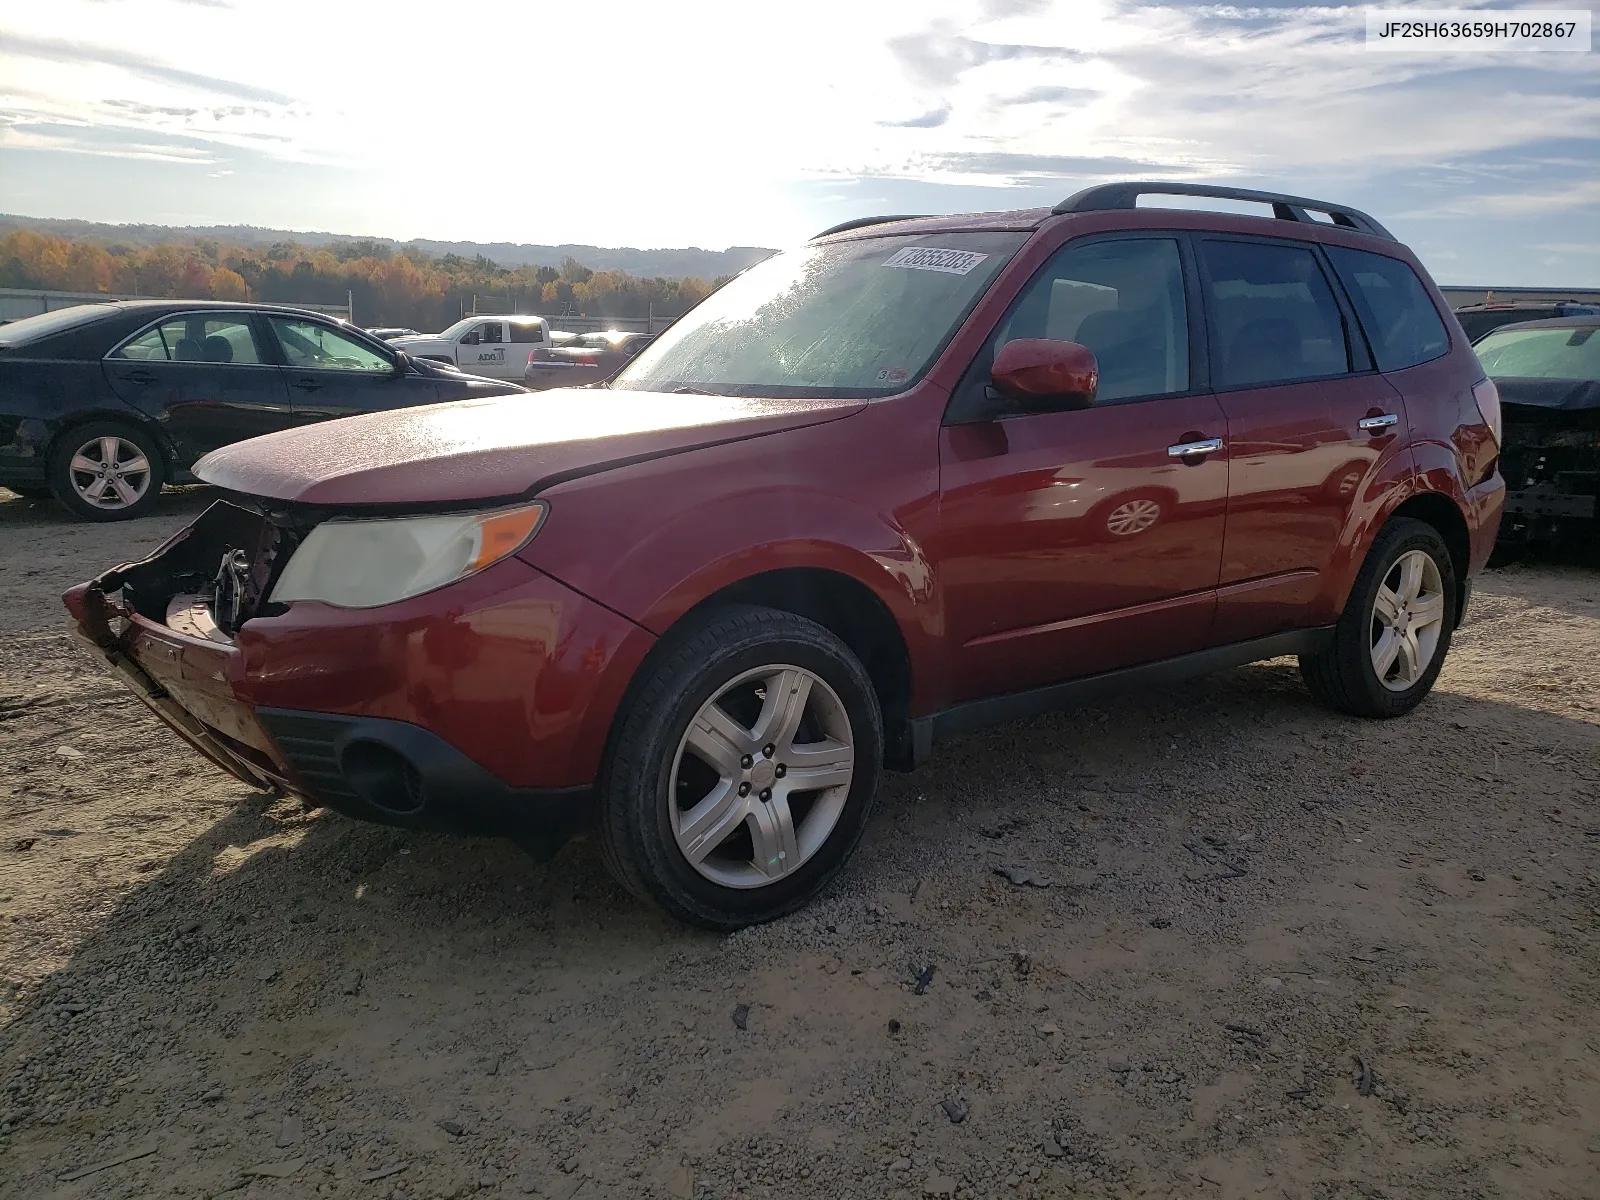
62, 501, 293, 794
62, 499, 643, 850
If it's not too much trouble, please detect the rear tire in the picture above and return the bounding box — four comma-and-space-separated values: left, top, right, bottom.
1300, 517, 1457, 718
48, 421, 165, 521
597, 604, 883, 930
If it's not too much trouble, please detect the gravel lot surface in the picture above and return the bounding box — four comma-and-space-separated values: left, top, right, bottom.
1, 487, 1597, 1200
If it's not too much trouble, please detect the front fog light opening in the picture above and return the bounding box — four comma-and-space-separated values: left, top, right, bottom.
340, 740, 426, 816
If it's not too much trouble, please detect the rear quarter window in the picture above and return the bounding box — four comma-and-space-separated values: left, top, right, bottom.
1327, 247, 1450, 371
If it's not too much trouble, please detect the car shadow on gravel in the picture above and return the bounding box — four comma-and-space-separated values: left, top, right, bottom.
3, 654, 1598, 1197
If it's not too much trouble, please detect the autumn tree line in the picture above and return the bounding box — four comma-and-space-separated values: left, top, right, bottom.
0, 230, 727, 330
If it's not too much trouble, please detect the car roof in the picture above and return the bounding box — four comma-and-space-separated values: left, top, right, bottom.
1479, 315, 1600, 333
811, 204, 1404, 255
85, 299, 346, 316
813, 209, 1053, 240
811, 181, 1405, 251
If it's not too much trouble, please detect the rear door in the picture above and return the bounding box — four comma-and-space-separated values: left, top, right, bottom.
506, 320, 547, 379
103, 312, 292, 467
264, 315, 441, 423
1196, 236, 1407, 645
933, 234, 1230, 702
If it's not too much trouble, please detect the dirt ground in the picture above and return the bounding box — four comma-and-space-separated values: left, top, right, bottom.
0, 485, 1597, 1200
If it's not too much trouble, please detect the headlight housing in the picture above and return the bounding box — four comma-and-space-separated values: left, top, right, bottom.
269, 502, 546, 609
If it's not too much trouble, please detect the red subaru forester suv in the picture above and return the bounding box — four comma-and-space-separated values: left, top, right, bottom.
66, 183, 1505, 929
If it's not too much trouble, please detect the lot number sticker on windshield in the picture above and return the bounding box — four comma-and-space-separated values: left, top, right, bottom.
882, 246, 990, 275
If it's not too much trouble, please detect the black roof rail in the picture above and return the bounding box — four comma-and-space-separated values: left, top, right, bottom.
811, 214, 931, 240
1053, 182, 1396, 241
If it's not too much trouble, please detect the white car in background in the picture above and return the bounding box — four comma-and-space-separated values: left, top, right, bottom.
389, 315, 552, 382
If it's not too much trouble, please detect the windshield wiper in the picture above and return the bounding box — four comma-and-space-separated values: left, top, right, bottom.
666, 384, 721, 396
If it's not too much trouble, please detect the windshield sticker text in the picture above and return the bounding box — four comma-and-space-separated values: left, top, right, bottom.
881, 246, 990, 275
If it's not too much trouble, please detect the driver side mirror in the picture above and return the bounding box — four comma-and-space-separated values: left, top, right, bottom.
390, 348, 410, 377
461, 331, 481, 345
990, 338, 1099, 412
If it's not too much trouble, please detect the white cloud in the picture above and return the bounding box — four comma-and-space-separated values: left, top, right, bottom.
0, 0, 1593, 255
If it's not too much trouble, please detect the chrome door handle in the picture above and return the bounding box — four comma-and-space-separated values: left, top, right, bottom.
1359, 413, 1399, 431
1167, 437, 1223, 458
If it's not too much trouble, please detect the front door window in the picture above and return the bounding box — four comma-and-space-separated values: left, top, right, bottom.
994, 237, 1191, 403
268, 319, 392, 372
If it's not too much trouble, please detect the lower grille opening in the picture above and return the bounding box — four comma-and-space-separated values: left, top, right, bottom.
340, 740, 426, 816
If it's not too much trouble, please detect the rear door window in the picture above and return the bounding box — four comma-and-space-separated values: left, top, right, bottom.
115, 315, 263, 364
1326, 247, 1449, 370
1198, 240, 1351, 389
509, 323, 543, 343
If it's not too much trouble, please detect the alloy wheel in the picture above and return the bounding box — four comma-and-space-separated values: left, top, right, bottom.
1369, 549, 1446, 692
669, 664, 855, 889
67, 435, 152, 511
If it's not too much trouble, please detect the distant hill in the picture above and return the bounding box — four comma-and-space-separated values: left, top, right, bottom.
0, 213, 777, 278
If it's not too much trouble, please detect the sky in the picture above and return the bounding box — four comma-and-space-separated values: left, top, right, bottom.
0, 0, 1596, 284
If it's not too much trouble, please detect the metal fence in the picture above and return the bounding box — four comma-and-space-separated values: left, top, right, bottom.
0, 287, 353, 324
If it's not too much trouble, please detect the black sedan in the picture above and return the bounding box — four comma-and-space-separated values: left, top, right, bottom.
0, 301, 526, 520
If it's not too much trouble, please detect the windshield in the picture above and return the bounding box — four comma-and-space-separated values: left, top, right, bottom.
612, 231, 1027, 397
0, 303, 115, 348
436, 318, 479, 340
1475, 326, 1600, 382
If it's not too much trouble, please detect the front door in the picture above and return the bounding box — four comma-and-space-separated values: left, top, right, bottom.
264, 316, 441, 423
459, 320, 512, 378
103, 312, 292, 468
1194, 236, 1408, 644
934, 235, 1229, 703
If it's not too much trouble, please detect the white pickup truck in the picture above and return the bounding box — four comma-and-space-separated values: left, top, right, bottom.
389, 315, 551, 382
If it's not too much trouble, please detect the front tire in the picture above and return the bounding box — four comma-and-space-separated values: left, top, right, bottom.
48, 421, 166, 521
597, 605, 883, 930
1300, 517, 1456, 718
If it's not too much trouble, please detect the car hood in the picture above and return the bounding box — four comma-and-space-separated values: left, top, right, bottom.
406, 356, 510, 388
194, 389, 865, 506
1493, 375, 1600, 413
388, 335, 450, 351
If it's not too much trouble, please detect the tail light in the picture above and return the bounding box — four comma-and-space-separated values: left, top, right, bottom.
1472, 377, 1502, 448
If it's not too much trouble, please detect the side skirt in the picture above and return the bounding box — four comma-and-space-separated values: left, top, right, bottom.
904, 628, 1334, 768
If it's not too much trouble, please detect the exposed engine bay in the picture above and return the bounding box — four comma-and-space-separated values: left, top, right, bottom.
1498, 388, 1600, 550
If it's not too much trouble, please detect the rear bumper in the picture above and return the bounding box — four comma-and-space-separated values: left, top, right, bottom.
523, 362, 602, 391
63, 509, 656, 837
